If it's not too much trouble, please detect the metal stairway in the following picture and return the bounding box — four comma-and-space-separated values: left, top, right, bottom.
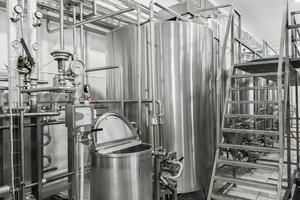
206, 0, 300, 199
207, 63, 286, 200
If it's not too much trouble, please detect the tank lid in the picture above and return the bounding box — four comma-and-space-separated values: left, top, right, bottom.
92, 112, 140, 150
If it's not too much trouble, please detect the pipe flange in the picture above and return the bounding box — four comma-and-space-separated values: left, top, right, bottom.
51, 50, 72, 61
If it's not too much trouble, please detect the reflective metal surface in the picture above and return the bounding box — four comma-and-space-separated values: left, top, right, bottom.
106, 21, 216, 194
90, 113, 153, 200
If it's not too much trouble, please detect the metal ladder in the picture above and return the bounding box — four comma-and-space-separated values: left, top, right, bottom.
207, 67, 286, 200
207, 0, 294, 199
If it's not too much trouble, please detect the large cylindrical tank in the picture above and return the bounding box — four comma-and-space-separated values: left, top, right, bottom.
106, 21, 216, 194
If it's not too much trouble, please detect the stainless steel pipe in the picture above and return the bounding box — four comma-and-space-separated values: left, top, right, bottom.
73, 6, 78, 58
60, 0, 65, 50
0, 112, 60, 119
153, 2, 190, 22
0, 185, 10, 197
86, 66, 124, 113
69, 8, 135, 28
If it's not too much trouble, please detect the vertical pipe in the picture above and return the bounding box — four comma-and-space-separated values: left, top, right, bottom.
79, 140, 84, 200
28, 0, 38, 81
79, 2, 87, 86
296, 73, 299, 170
149, 0, 158, 148
60, 0, 65, 50
149, 2, 160, 200
19, 109, 25, 200
137, 5, 142, 131
6, 0, 19, 198
73, 6, 78, 59
120, 67, 124, 114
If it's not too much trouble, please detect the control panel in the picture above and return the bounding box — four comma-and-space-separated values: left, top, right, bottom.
66, 104, 94, 129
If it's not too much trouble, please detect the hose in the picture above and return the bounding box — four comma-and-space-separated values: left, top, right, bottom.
162, 160, 184, 180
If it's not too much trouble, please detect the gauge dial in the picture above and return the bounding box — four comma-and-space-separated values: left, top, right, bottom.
35, 11, 43, 19
14, 5, 23, 14
69, 59, 86, 76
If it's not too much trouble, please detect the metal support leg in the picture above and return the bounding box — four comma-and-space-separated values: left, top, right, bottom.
0, 109, 3, 200
30, 109, 43, 199
68, 128, 79, 200
296, 74, 300, 170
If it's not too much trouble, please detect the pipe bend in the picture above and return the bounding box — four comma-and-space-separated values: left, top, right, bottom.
162, 160, 184, 180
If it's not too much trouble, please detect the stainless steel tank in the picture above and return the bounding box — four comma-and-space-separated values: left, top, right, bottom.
90, 113, 153, 200
106, 21, 216, 194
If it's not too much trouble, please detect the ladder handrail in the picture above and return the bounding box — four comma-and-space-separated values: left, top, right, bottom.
216, 5, 235, 148
276, 0, 289, 198
208, 6, 235, 200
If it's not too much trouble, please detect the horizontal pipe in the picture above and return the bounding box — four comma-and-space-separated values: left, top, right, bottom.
21, 87, 76, 93
0, 77, 8, 82
69, 8, 135, 28
0, 120, 65, 130
0, 86, 8, 90
92, 99, 152, 103
85, 65, 119, 72
44, 167, 59, 174
154, 2, 190, 22
25, 182, 38, 189
0, 112, 60, 119
0, 185, 10, 197
45, 172, 74, 184
197, 4, 233, 12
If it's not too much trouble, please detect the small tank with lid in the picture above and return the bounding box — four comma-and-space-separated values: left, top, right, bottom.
90, 112, 153, 200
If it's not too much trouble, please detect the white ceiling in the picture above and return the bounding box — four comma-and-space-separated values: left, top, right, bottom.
213, 0, 300, 48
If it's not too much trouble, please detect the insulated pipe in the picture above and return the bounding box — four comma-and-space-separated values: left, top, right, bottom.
86, 66, 124, 114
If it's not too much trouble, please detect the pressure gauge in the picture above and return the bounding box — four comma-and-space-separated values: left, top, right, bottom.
35, 11, 43, 19
12, 40, 21, 49
14, 5, 23, 14
69, 59, 86, 76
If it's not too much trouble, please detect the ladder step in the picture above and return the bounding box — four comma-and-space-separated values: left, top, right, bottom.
225, 114, 278, 119
228, 87, 278, 91
210, 193, 251, 200
231, 72, 278, 78
226, 100, 279, 104
214, 176, 278, 191
219, 143, 280, 153
217, 158, 279, 170
222, 128, 279, 136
